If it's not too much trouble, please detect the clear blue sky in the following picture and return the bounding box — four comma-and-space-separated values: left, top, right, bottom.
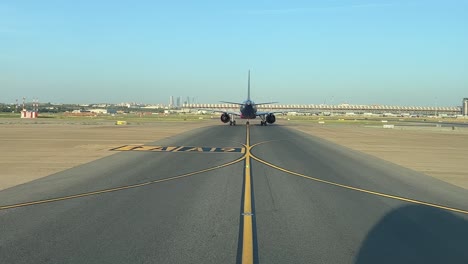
1, 0, 467, 106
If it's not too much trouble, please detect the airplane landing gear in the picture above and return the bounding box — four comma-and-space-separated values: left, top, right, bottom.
260, 121, 267, 126
229, 121, 236, 126
246, 121, 250, 125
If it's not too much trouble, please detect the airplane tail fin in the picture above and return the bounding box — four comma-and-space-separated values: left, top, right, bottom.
247, 70, 251, 101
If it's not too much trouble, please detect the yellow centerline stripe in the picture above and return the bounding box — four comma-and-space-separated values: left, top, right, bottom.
250, 154, 468, 215
0, 156, 245, 211
242, 124, 254, 264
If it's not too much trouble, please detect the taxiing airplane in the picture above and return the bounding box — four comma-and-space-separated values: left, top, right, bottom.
213, 71, 280, 126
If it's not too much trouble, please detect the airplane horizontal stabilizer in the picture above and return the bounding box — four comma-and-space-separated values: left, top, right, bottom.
220, 101, 244, 105
255, 102, 279, 105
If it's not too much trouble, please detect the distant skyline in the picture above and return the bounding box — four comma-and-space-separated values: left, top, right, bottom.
1, 0, 467, 106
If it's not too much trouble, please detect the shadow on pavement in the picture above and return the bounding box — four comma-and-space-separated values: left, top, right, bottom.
355, 204, 468, 264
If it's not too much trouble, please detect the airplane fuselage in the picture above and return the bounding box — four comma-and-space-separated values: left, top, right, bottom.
239, 100, 257, 119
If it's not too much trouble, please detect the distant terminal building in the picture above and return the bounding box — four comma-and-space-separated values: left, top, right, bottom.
184, 103, 462, 116
463, 98, 468, 116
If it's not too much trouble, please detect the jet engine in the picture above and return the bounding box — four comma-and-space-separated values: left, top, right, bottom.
266, 113, 276, 124
220, 113, 230, 123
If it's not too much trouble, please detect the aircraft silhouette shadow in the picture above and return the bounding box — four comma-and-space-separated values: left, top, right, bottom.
355, 204, 468, 264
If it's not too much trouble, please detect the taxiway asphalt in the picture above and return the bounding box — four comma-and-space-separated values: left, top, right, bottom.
1, 123, 467, 263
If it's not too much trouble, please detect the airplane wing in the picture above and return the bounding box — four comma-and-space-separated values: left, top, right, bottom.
219, 101, 244, 105
255, 110, 286, 117
255, 102, 279, 105
198, 108, 241, 116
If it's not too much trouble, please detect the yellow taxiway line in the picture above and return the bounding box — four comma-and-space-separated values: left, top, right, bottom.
249, 150, 468, 215
241, 124, 254, 264
0, 155, 245, 211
